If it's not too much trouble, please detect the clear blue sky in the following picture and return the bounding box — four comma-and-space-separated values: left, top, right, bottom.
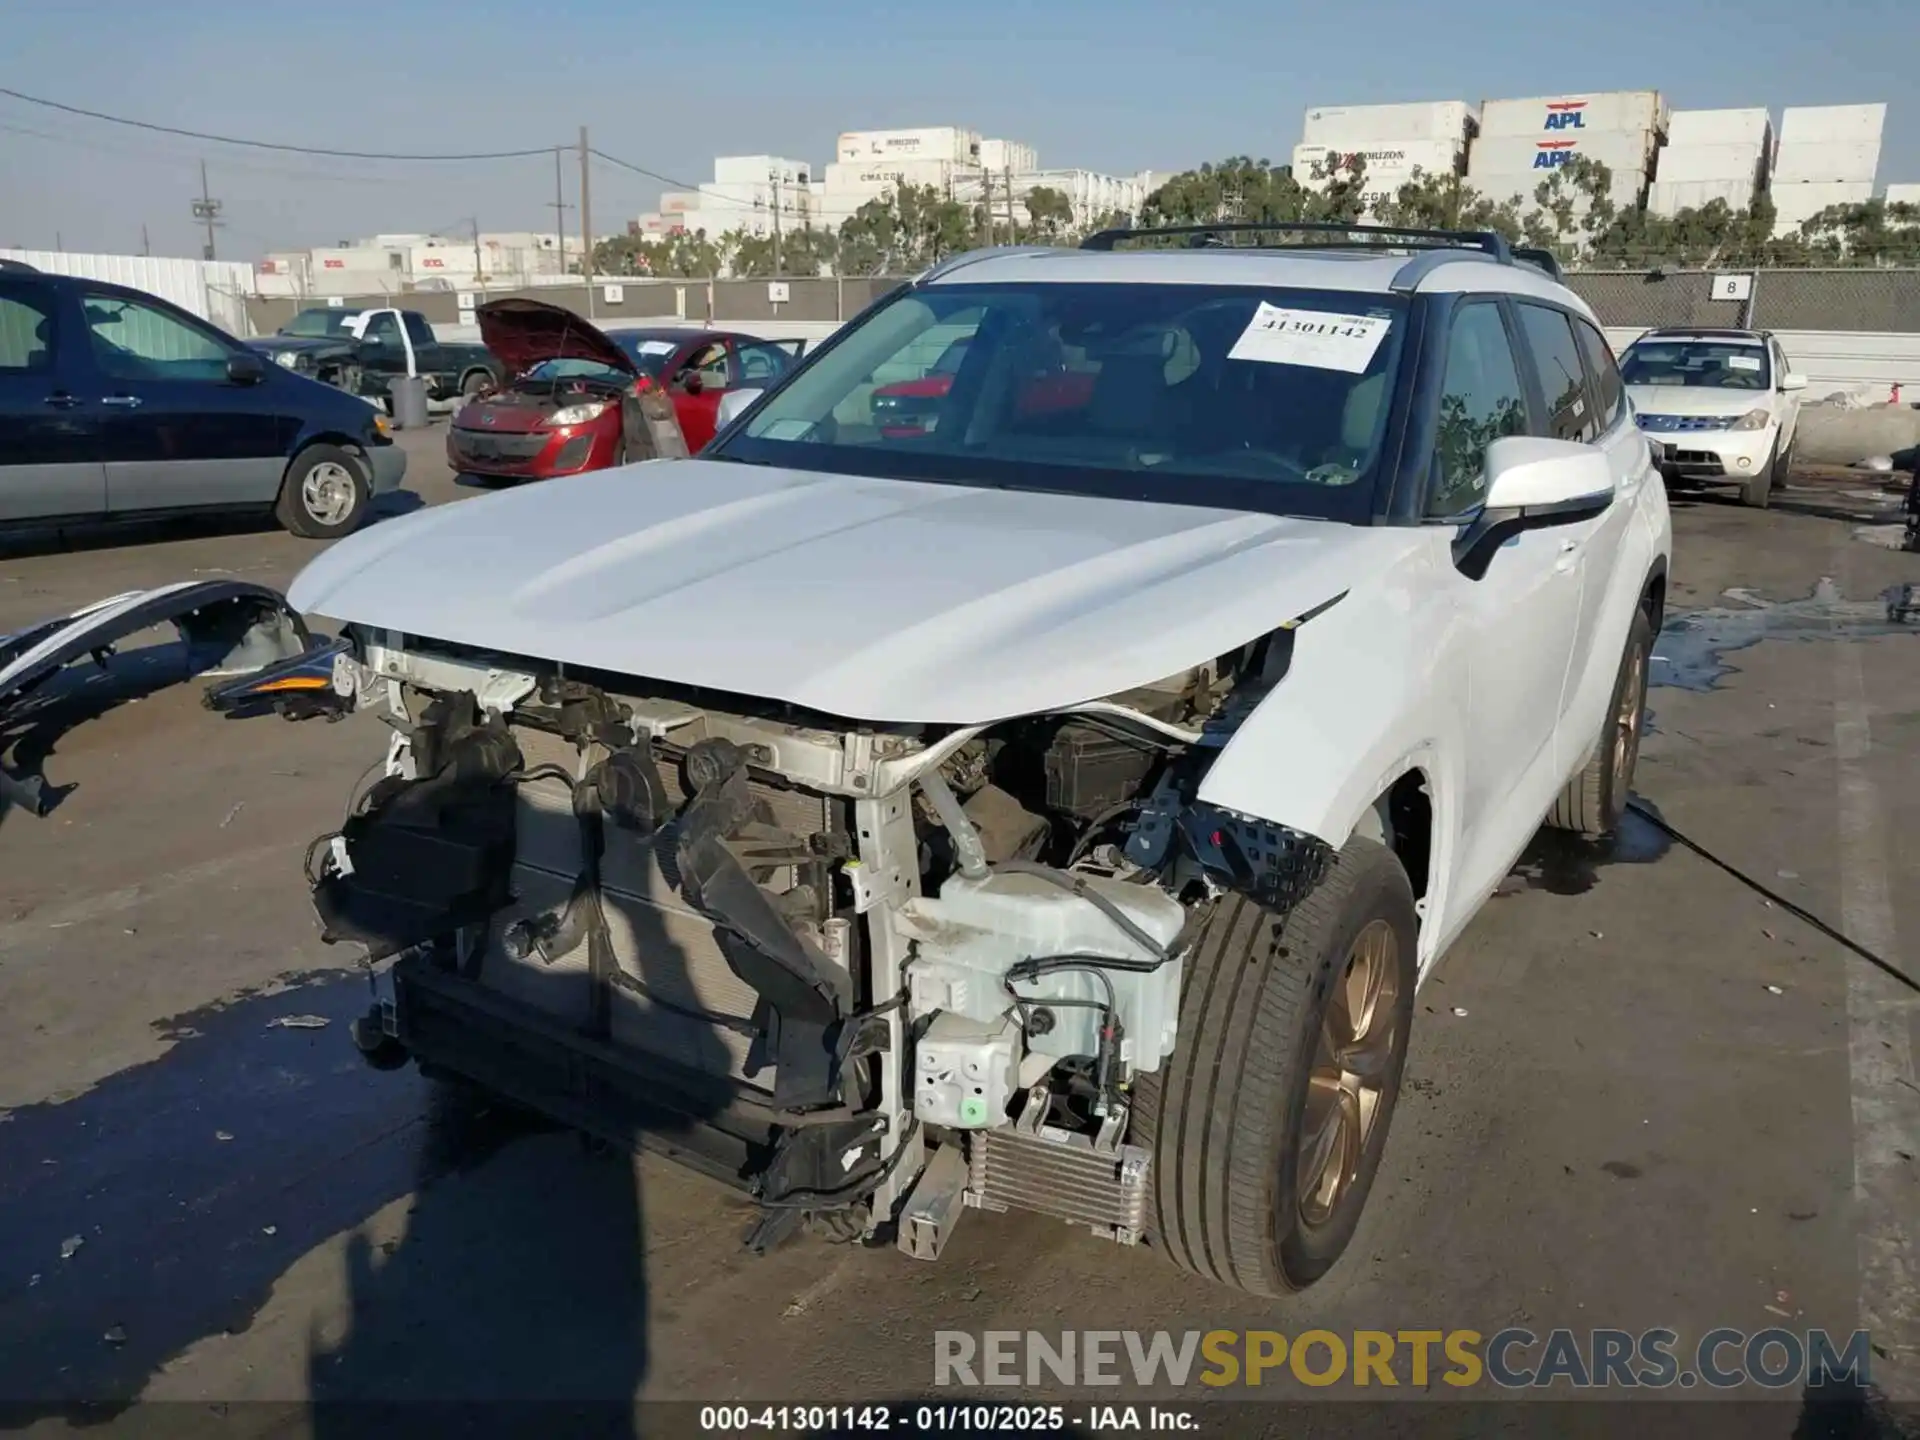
2, 0, 1913, 259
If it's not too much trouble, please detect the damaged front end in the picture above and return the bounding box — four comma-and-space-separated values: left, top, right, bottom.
304, 618, 1336, 1250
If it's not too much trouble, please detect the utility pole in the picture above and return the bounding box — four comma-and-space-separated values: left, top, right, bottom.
140, 224, 151, 257
578, 125, 595, 319
770, 167, 782, 276
549, 148, 572, 277
982, 171, 994, 246
1004, 164, 1015, 243
192, 160, 223, 260
469, 217, 483, 290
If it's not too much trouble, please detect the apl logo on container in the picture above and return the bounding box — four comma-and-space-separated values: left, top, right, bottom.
1543, 101, 1587, 131
1533, 141, 1579, 170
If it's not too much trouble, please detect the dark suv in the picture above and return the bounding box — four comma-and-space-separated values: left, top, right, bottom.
0, 267, 406, 538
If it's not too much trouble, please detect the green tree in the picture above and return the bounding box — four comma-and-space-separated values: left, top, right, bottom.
835, 182, 974, 273
1022, 186, 1075, 241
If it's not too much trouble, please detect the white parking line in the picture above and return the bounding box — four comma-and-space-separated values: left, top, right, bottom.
1832, 612, 1919, 1398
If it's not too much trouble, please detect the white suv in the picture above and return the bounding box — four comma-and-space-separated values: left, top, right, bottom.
1620, 327, 1808, 508
278, 225, 1672, 1298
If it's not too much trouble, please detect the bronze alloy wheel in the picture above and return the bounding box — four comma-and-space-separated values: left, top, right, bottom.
1297, 918, 1404, 1229
1612, 642, 1647, 799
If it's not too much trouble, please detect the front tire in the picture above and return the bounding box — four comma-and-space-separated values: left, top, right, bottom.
1132, 837, 1418, 1296
1546, 607, 1653, 839
1740, 435, 1781, 508
276, 444, 370, 539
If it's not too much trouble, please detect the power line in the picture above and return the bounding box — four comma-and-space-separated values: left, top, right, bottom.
587, 147, 771, 214
0, 117, 407, 185
0, 85, 555, 161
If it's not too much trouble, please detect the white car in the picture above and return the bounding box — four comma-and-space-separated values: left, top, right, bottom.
1620, 327, 1808, 508
278, 225, 1672, 1298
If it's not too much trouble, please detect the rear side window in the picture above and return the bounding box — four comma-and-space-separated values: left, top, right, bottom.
1573, 318, 1625, 430
0, 289, 58, 374
1428, 302, 1529, 516
403, 312, 436, 348
1516, 303, 1597, 443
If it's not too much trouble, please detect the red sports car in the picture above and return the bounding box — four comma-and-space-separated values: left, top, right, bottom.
448, 300, 802, 483
869, 334, 1096, 438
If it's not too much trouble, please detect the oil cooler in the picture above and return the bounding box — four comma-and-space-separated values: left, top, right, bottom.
964, 1088, 1152, 1245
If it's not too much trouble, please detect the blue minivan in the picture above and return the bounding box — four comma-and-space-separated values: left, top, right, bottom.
0, 264, 405, 538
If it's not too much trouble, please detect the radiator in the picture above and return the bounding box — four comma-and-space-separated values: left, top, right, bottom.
469, 727, 834, 1090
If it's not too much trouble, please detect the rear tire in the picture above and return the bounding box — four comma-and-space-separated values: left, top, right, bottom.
1546, 607, 1653, 839
460, 369, 495, 401
276, 443, 370, 539
1132, 836, 1418, 1297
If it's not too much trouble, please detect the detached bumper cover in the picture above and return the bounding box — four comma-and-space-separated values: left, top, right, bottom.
0, 581, 324, 815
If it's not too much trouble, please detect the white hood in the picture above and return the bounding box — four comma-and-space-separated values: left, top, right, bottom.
289, 459, 1418, 725
1627, 384, 1771, 421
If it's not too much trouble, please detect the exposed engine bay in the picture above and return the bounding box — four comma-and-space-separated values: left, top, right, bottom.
301, 623, 1335, 1254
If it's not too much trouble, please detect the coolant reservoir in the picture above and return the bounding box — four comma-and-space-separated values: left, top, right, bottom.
897, 869, 1188, 1073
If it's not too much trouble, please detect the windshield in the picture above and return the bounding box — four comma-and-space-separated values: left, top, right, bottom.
526, 357, 628, 383
279, 309, 356, 339
710, 282, 1408, 521
610, 332, 685, 378
1621, 339, 1771, 391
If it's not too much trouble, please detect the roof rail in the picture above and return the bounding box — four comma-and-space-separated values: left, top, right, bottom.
1079, 220, 1515, 263
916, 244, 1066, 286
1512, 246, 1564, 281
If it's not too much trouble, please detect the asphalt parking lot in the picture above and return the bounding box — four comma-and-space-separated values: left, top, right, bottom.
1, 428, 1917, 1434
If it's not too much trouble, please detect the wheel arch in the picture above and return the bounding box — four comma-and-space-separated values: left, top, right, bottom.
287, 431, 372, 482
1641, 557, 1668, 636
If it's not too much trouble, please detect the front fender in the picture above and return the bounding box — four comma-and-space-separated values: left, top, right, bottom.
1194, 546, 1463, 884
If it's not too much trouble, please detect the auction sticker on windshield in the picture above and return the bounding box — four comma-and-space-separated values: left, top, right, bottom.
1727, 354, 1762, 371
1229, 304, 1392, 373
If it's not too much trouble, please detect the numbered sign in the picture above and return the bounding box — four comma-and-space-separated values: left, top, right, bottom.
325, 295, 346, 308
768, 281, 791, 304
1712, 274, 1753, 303
602, 283, 624, 304
456, 291, 477, 309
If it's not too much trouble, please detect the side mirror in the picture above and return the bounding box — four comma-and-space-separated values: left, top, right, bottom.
679, 370, 705, 396
715, 387, 764, 431
1781, 372, 1809, 392
1453, 436, 1615, 580
227, 353, 265, 385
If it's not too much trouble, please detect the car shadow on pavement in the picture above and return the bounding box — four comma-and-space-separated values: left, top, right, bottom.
0, 492, 425, 562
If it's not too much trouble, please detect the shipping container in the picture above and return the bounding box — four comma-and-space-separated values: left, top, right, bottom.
1647, 178, 1759, 218
1778, 104, 1887, 148
1292, 140, 1465, 176
979, 138, 1040, 174
1769, 180, 1873, 233
1654, 143, 1766, 185
1467, 168, 1648, 212
822, 159, 974, 194
0, 249, 258, 335
713, 154, 811, 186
1772, 141, 1880, 185
1478, 90, 1667, 139
1887, 183, 1920, 206
1300, 100, 1478, 146
1665, 108, 1772, 149
835, 127, 982, 166
1470, 130, 1657, 177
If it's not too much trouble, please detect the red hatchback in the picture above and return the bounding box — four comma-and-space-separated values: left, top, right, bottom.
449, 301, 802, 483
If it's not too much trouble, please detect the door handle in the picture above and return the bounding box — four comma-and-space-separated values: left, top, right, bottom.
42, 393, 80, 409
1553, 538, 1582, 573
100, 395, 143, 408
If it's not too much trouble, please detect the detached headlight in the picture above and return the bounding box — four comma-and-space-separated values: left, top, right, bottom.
545, 401, 611, 427
274, 350, 301, 369
1728, 408, 1773, 432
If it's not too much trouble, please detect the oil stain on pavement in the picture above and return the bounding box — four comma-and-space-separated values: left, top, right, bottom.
1651, 578, 1918, 693
0, 970, 548, 1419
